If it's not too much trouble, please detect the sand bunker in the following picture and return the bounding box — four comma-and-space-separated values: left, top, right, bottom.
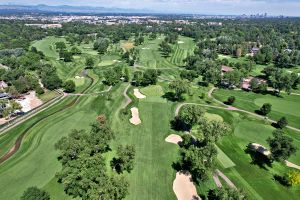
129, 107, 141, 125
165, 134, 183, 145
17, 91, 43, 113
286, 160, 300, 170
133, 89, 146, 99
173, 172, 201, 200
178, 41, 185, 44
75, 76, 84, 79
141, 47, 150, 50
249, 143, 271, 156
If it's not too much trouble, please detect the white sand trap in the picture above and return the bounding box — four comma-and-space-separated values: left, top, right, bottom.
286, 161, 300, 170
75, 76, 84, 79
173, 172, 201, 200
249, 143, 271, 156
129, 107, 141, 125
165, 134, 183, 145
141, 47, 150, 50
133, 89, 146, 99
17, 91, 43, 113
178, 41, 185, 44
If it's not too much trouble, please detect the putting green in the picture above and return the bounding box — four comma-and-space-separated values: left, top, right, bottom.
254, 98, 300, 117
140, 85, 164, 97
234, 121, 275, 147
71, 77, 85, 87
204, 113, 223, 122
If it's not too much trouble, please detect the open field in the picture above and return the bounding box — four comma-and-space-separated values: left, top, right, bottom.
213, 89, 300, 129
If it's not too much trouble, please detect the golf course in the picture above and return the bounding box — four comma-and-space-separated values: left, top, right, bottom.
0, 29, 300, 200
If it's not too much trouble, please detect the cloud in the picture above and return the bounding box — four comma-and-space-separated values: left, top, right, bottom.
0, 0, 299, 16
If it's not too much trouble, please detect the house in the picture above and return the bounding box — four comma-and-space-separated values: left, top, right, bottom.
0, 81, 8, 89
251, 47, 260, 55
0, 93, 11, 100
221, 65, 234, 73
241, 77, 266, 90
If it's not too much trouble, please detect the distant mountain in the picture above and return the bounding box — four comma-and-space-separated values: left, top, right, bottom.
0, 4, 153, 14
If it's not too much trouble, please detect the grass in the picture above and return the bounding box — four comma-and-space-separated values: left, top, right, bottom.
38, 90, 59, 102
1, 35, 300, 200
137, 36, 195, 69
204, 108, 300, 200
213, 89, 300, 129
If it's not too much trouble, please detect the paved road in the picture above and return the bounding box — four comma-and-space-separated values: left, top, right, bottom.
123, 84, 132, 109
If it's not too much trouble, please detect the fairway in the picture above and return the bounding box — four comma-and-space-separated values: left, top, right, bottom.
213, 89, 300, 129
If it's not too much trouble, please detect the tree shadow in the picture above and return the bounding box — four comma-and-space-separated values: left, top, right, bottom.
244, 148, 272, 170
273, 174, 291, 187
162, 92, 183, 102
254, 109, 264, 115
170, 117, 191, 131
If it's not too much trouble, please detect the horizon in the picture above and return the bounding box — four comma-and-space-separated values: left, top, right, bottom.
0, 0, 300, 16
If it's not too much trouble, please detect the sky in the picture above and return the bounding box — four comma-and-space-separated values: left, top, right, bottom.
0, 0, 300, 16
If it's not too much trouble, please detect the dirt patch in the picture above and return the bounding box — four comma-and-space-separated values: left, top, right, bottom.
0, 118, 10, 125
165, 134, 182, 145
133, 89, 146, 99
122, 42, 134, 50
129, 107, 141, 125
17, 91, 43, 112
173, 171, 201, 200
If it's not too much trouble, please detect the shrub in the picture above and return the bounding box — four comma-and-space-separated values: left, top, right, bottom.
227, 96, 236, 105
63, 80, 76, 93
260, 103, 272, 116
277, 117, 288, 129
20, 187, 50, 200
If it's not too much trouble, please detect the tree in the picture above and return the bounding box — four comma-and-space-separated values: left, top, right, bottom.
199, 120, 231, 143
277, 117, 288, 129
180, 70, 198, 82
288, 170, 300, 186
160, 41, 172, 57
169, 79, 190, 100
85, 57, 95, 68
267, 129, 297, 162
226, 96, 236, 105
259, 103, 272, 116
20, 187, 50, 200
59, 51, 73, 62
208, 187, 248, 200
177, 105, 205, 129
111, 145, 136, 173
55, 41, 66, 51
94, 38, 110, 54
63, 80, 75, 93
103, 68, 122, 86
179, 142, 217, 183
70, 46, 82, 55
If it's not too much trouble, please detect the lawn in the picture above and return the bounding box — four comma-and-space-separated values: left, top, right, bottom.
213, 89, 300, 129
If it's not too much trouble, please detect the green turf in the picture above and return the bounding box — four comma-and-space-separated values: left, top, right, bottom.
213, 89, 300, 129
216, 145, 236, 168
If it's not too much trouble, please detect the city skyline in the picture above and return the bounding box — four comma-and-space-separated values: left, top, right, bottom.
0, 0, 300, 16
